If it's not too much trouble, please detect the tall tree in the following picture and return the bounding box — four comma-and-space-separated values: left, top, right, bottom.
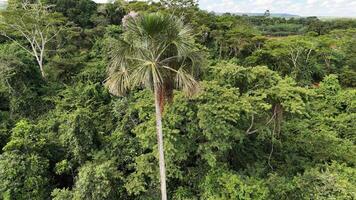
0, 1, 65, 78
105, 12, 202, 200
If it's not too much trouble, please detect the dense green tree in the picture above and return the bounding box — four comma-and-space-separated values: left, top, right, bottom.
200, 168, 269, 200
95, 1, 126, 25
246, 36, 320, 85
160, 0, 198, 8
0, 43, 48, 119
52, 161, 126, 200
0, 120, 53, 200
45, 0, 97, 28
0, 152, 50, 200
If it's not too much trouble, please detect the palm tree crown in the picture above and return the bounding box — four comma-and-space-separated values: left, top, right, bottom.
105, 12, 202, 104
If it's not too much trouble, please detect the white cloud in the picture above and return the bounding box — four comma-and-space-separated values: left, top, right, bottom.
199, 0, 356, 17
2, 0, 354, 17
93, 0, 110, 3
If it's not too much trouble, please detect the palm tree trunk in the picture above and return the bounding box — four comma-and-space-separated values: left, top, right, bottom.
154, 84, 167, 200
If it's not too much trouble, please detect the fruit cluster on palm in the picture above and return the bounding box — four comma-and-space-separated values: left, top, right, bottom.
105, 12, 203, 200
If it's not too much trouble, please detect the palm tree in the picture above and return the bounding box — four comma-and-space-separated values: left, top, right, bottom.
104, 12, 202, 200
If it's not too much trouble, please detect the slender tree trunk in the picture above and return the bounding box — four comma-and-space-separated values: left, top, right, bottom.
34, 53, 45, 78
154, 84, 167, 200
38, 61, 46, 78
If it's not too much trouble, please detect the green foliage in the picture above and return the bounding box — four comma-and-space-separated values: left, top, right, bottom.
0, 1, 355, 199
4, 120, 51, 155
52, 82, 114, 165
260, 23, 304, 36
160, 0, 198, 8
0, 43, 48, 119
196, 82, 244, 166
246, 36, 320, 84
45, 0, 97, 28
0, 1, 67, 78
52, 188, 73, 200
71, 161, 125, 200
201, 168, 269, 200
292, 162, 356, 199
0, 152, 50, 200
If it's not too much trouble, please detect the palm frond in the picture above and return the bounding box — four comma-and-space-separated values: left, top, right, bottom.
107, 38, 133, 73
175, 67, 200, 97
104, 67, 130, 96
105, 12, 203, 99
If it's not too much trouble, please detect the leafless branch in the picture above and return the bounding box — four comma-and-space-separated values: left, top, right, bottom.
246, 114, 259, 135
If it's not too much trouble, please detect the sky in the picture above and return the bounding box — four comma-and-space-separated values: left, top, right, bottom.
94, 0, 356, 17
198, 0, 356, 17
1, 0, 355, 17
